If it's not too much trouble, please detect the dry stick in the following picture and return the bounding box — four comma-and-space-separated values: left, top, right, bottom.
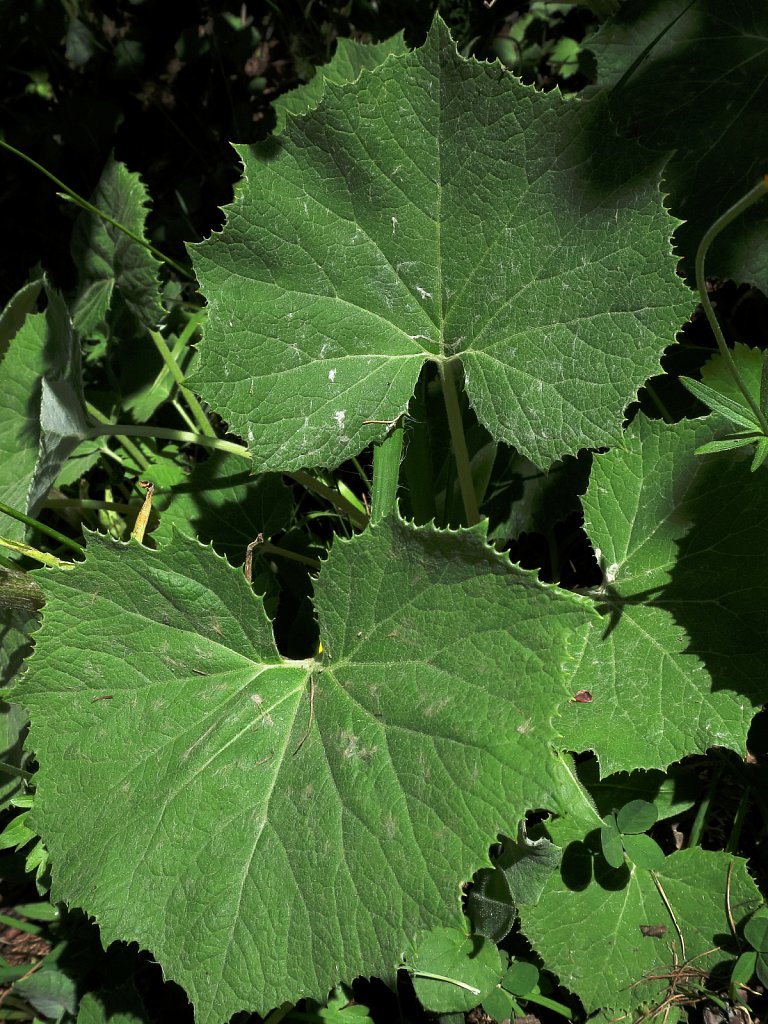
130, 482, 154, 543
651, 870, 686, 962
725, 859, 738, 939
244, 535, 264, 585
293, 675, 316, 756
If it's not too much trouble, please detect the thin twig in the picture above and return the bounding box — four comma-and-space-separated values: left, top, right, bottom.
725, 859, 738, 939
293, 675, 316, 755
651, 870, 686, 962
244, 535, 264, 585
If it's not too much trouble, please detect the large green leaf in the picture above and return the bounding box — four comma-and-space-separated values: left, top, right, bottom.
273, 32, 408, 130
190, 15, 691, 473
18, 519, 595, 1022
587, 0, 768, 288
520, 841, 761, 1016
559, 414, 768, 772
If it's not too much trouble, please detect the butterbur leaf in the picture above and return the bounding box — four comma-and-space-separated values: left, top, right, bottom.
0, 285, 45, 540
151, 453, 292, 565
190, 15, 690, 473
409, 927, 503, 1013
498, 826, 562, 907
466, 866, 516, 942
560, 414, 768, 772
17, 518, 595, 1022
616, 799, 657, 835
28, 290, 90, 514
273, 33, 408, 131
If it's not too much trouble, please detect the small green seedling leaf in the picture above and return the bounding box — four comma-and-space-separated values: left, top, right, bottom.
408, 927, 504, 1013
680, 377, 759, 432
621, 833, 665, 870
502, 959, 540, 997
730, 950, 757, 1002
600, 816, 625, 869
616, 799, 658, 834
744, 908, 768, 953
483, 985, 521, 1022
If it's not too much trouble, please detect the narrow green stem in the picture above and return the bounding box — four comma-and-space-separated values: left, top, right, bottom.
0, 139, 192, 280
725, 784, 751, 855
171, 399, 199, 434
44, 499, 137, 513
0, 914, 41, 936
370, 425, 404, 525
257, 541, 321, 571
643, 381, 673, 424
523, 991, 573, 1017
287, 471, 368, 530
407, 970, 480, 996
261, 1004, 294, 1024
438, 359, 480, 526
85, 423, 249, 458
85, 403, 152, 471
149, 328, 215, 437
0, 501, 84, 556
0, 538, 74, 570
695, 176, 768, 435
687, 766, 722, 848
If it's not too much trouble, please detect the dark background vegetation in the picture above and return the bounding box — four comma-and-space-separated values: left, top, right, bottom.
0, 0, 595, 308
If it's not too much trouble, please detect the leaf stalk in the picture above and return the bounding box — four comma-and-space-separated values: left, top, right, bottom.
694, 176, 768, 436
438, 359, 480, 526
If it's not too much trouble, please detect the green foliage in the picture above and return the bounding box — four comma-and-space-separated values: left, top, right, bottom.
1, 6, 767, 1024
189, 17, 690, 472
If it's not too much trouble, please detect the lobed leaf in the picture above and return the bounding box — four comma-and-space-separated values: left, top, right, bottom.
559, 413, 768, 772
520, 845, 762, 1015
18, 518, 596, 1022
190, 15, 691, 473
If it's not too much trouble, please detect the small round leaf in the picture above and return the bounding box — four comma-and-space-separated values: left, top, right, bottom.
409, 927, 504, 1014
502, 959, 540, 997
616, 799, 658, 835
600, 824, 625, 869
744, 908, 768, 953
621, 833, 665, 870
730, 950, 757, 999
